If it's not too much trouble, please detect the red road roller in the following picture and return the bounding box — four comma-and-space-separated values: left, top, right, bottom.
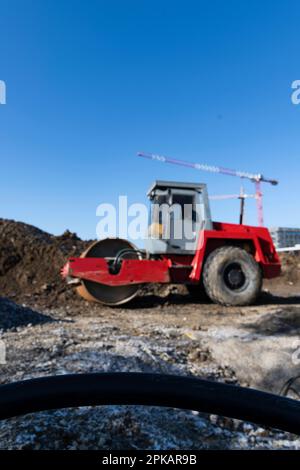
61, 181, 281, 306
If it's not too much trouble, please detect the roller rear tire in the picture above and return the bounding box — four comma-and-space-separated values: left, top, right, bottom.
203, 246, 262, 306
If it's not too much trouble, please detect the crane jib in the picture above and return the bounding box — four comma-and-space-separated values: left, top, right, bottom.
137, 151, 278, 184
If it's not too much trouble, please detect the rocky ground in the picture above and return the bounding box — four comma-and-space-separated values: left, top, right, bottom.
0, 218, 300, 449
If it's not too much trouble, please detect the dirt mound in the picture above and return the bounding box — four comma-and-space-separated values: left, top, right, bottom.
0, 219, 90, 307
280, 252, 300, 284
0, 297, 54, 331
264, 251, 300, 295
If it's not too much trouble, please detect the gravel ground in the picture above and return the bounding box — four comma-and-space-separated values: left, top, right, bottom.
0, 290, 300, 450
0, 219, 299, 449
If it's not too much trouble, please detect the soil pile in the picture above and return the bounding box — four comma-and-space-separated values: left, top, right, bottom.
280, 252, 300, 284
0, 219, 90, 307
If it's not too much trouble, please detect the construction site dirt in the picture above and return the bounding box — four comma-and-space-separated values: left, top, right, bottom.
0, 218, 300, 449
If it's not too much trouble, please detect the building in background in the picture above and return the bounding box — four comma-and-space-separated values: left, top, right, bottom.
270, 227, 300, 249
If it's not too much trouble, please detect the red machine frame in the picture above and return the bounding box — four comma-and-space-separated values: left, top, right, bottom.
62, 222, 281, 287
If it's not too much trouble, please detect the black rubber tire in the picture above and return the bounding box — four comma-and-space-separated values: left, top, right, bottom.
202, 246, 262, 306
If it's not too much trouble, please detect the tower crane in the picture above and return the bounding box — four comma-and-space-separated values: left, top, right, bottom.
137, 151, 278, 227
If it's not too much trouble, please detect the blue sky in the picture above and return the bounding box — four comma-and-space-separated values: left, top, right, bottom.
0, 0, 299, 240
